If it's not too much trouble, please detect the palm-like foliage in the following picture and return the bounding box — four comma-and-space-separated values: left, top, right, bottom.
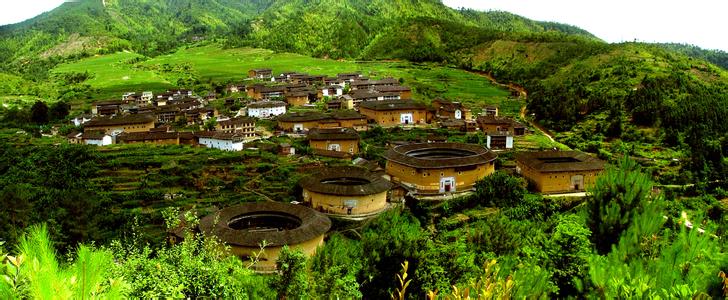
1, 225, 127, 299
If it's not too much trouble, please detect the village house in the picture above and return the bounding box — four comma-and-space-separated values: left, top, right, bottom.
122, 91, 154, 107
439, 119, 478, 133
184, 107, 217, 125
285, 91, 310, 107
484, 105, 499, 117
156, 106, 181, 123
299, 166, 393, 216
486, 132, 514, 149
308, 127, 360, 157
226, 84, 245, 94
349, 89, 404, 106
277, 111, 330, 133
358, 100, 431, 126
290, 74, 326, 85
245, 84, 280, 100
432, 99, 472, 120
279, 143, 296, 156
84, 114, 155, 134
117, 131, 196, 146
92, 100, 123, 116
326, 95, 354, 110
72, 114, 93, 127
277, 110, 368, 132
515, 151, 605, 194
248, 68, 273, 79
320, 85, 344, 98
372, 85, 412, 99
323, 77, 346, 87
247, 101, 287, 118
337, 72, 364, 82
384, 142, 498, 195
216, 116, 256, 138
350, 78, 399, 90
477, 116, 527, 136
82, 131, 113, 146
196, 131, 246, 151
66, 132, 83, 144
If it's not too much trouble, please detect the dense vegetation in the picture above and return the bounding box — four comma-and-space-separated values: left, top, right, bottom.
0, 0, 727, 297
1, 156, 726, 298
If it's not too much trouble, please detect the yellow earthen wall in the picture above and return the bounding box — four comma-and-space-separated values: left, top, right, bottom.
310, 140, 359, 154
228, 235, 324, 271
85, 121, 154, 134
385, 161, 495, 194
359, 108, 429, 126
517, 162, 601, 193
304, 189, 387, 215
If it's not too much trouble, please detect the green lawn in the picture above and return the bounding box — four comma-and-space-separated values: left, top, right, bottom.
52, 44, 515, 115
52, 51, 174, 99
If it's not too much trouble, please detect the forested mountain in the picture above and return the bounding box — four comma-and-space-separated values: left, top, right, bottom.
656, 43, 728, 70
0, 0, 596, 67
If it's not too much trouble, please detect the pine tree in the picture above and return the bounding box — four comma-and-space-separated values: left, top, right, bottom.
586, 156, 655, 254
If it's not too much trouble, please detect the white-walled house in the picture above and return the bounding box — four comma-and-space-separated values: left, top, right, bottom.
72, 114, 93, 127
321, 86, 344, 97
486, 132, 514, 149
247, 101, 287, 118
197, 132, 245, 151
82, 131, 113, 146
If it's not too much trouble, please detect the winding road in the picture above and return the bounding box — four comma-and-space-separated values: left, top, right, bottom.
468, 70, 556, 143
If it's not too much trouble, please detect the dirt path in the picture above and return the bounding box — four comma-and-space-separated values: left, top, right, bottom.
242, 174, 274, 202
468, 70, 556, 143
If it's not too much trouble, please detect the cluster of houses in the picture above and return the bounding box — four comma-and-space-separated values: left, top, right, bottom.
67, 68, 538, 165
67, 69, 609, 271
68, 88, 260, 151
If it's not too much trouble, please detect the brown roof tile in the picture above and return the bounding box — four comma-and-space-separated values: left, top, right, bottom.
385, 142, 497, 169
359, 100, 427, 111
515, 151, 605, 172
199, 202, 331, 247
308, 127, 360, 141
299, 166, 392, 196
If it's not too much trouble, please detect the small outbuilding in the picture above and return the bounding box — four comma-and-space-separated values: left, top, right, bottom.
299, 166, 393, 217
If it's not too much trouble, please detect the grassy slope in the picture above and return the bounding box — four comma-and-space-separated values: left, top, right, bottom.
52, 44, 513, 114
52, 52, 174, 99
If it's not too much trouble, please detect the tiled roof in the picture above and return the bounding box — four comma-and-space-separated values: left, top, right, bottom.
85, 114, 155, 127
199, 202, 331, 247
307, 127, 360, 141
299, 166, 393, 196
385, 142, 497, 169
515, 151, 605, 172
195, 131, 246, 142
278, 111, 330, 122
247, 101, 287, 109
359, 100, 427, 111
218, 117, 255, 127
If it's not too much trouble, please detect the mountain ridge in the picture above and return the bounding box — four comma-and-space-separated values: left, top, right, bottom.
0, 0, 598, 65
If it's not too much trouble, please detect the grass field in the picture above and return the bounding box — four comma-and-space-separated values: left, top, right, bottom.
51, 44, 516, 115
52, 51, 174, 100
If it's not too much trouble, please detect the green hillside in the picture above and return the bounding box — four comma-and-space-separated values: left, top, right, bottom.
0, 0, 596, 68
